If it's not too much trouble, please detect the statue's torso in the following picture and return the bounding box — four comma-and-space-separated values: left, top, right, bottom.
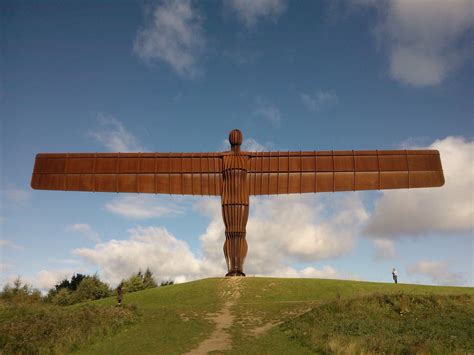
221, 154, 249, 206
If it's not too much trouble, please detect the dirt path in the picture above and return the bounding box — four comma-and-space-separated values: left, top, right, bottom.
184, 277, 242, 354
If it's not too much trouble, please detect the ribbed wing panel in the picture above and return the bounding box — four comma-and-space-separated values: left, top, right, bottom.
246, 150, 444, 195
31, 153, 223, 195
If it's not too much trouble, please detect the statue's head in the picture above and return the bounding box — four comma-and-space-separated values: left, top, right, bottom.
229, 129, 243, 152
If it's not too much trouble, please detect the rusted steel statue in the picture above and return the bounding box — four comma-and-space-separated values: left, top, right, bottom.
31, 129, 444, 276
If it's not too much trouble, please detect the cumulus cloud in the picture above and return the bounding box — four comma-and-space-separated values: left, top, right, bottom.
197, 193, 368, 275
364, 136, 474, 238
29, 269, 77, 292
301, 90, 338, 112
89, 115, 145, 152
73, 193, 366, 285
133, 0, 205, 77
407, 260, 466, 286
355, 0, 474, 86
253, 98, 281, 127
256, 265, 361, 280
105, 195, 185, 219
74, 226, 222, 286
66, 224, 101, 243
228, 0, 288, 27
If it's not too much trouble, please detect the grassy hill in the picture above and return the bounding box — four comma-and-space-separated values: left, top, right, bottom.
1, 277, 473, 354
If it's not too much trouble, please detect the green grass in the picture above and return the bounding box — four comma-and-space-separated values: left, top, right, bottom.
0, 302, 138, 354
75, 277, 224, 354
226, 278, 474, 354
1, 277, 472, 354
282, 293, 474, 353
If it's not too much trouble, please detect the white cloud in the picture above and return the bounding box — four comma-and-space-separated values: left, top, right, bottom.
30, 269, 77, 292
73, 226, 221, 286
66, 224, 101, 243
89, 115, 145, 152
407, 260, 466, 286
105, 195, 184, 220
73, 193, 366, 285
301, 90, 338, 112
358, 0, 474, 86
364, 136, 474, 238
253, 98, 281, 127
133, 0, 205, 77
259, 265, 361, 280
242, 138, 270, 152
372, 238, 396, 260
197, 193, 368, 275
229, 0, 288, 27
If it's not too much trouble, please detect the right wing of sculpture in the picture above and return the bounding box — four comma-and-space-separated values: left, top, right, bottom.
31, 153, 223, 195
247, 150, 444, 195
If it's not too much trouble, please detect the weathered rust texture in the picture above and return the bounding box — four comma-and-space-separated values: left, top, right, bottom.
31, 129, 445, 276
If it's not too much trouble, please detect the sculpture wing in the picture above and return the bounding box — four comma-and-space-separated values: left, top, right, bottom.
246, 150, 444, 195
31, 153, 223, 195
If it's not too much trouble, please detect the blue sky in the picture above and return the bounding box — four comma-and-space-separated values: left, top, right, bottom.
1, 0, 473, 290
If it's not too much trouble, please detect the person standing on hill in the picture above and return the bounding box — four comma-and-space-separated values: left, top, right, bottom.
392, 268, 398, 284
117, 283, 123, 306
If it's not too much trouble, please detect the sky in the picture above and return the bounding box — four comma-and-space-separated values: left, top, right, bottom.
1, 0, 473, 291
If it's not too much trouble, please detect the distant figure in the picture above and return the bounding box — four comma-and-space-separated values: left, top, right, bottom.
117, 283, 123, 306
392, 268, 398, 284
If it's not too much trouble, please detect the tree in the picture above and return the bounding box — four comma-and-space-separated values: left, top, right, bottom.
120, 268, 158, 294
53, 273, 86, 293
143, 268, 158, 289
0, 277, 42, 304
72, 275, 112, 303
160, 280, 174, 287
51, 288, 73, 306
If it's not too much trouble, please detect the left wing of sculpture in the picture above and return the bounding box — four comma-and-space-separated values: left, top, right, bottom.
246, 150, 444, 195
31, 152, 223, 195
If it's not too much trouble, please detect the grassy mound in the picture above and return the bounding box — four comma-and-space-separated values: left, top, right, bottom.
1, 278, 472, 354
282, 293, 474, 353
0, 302, 138, 354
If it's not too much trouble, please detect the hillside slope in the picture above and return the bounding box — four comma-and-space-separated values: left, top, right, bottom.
75, 277, 473, 354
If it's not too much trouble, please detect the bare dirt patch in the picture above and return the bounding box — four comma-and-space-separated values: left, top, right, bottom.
184, 278, 242, 354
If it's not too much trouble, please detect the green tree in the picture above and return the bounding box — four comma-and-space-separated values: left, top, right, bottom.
51, 288, 73, 306
143, 268, 158, 289
72, 275, 112, 303
121, 268, 158, 294
0, 277, 42, 304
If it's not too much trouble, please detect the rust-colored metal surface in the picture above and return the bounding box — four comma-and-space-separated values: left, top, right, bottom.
31, 129, 444, 276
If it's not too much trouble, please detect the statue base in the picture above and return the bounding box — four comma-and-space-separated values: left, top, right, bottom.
225, 271, 246, 277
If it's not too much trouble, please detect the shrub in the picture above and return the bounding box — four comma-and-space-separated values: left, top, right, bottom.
120, 268, 158, 294
0, 303, 138, 354
72, 275, 112, 303
0, 277, 42, 305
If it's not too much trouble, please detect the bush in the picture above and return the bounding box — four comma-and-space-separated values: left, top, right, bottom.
0, 303, 138, 354
0, 277, 42, 305
282, 293, 474, 353
160, 280, 174, 287
72, 275, 112, 303
46, 274, 112, 305
50, 288, 74, 306
120, 268, 158, 294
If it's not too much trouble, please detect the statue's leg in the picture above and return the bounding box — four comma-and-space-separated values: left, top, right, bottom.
222, 204, 248, 276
